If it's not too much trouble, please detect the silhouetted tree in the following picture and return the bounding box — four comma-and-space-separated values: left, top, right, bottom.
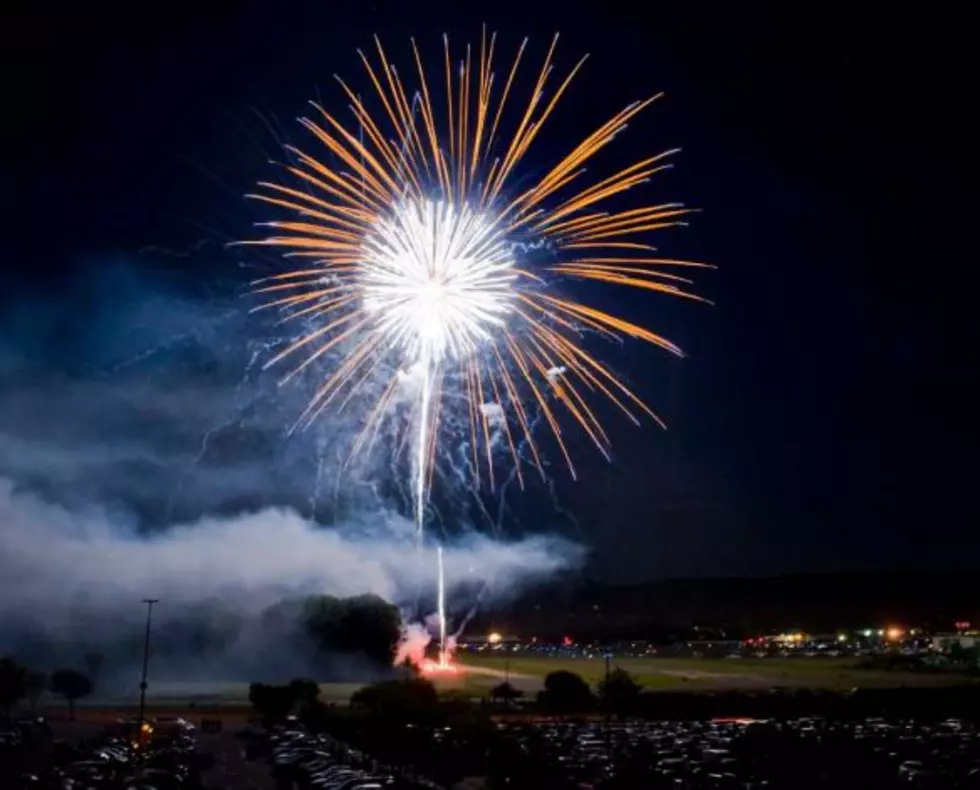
248, 677, 322, 723
26, 671, 47, 711
490, 681, 523, 708
288, 677, 320, 705
302, 594, 401, 671
82, 652, 104, 689
537, 670, 594, 714
0, 656, 27, 721
350, 677, 439, 721
248, 682, 297, 722
398, 657, 422, 678
49, 669, 93, 720
598, 667, 643, 714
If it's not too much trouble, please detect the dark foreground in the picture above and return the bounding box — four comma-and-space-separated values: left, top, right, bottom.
4, 714, 980, 789
257, 715, 980, 789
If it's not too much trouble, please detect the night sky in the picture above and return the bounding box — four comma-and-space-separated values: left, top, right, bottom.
3, 2, 975, 581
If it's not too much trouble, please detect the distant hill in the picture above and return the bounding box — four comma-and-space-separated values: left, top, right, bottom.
467, 571, 980, 641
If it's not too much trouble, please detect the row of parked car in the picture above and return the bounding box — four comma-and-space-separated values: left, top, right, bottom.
1, 715, 202, 789
240, 720, 442, 790
491, 716, 980, 788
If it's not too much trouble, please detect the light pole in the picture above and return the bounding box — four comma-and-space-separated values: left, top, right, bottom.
138, 598, 159, 730
603, 652, 612, 763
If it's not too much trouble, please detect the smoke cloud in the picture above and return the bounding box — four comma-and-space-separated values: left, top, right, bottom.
0, 477, 578, 613
0, 478, 581, 673
0, 260, 584, 686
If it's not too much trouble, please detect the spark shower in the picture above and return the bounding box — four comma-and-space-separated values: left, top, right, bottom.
243, 29, 709, 544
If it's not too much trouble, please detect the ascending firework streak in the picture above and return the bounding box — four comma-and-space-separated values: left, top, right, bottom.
436, 546, 448, 666
244, 29, 710, 541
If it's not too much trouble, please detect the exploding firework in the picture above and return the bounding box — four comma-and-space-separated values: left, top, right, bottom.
244, 29, 709, 539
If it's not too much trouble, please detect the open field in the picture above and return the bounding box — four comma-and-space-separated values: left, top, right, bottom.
455, 652, 978, 693
37, 654, 973, 720
70, 680, 366, 709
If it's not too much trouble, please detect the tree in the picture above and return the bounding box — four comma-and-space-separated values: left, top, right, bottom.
0, 656, 27, 721
49, 669, 93, 720
259, 593, 403, 679
288, 677, 321, 719
598, 667, 643, 714
248, 678, 322, 723
350, 677, 439, 721
248, 682, 297, 722
26, 671, 47, 711
302, 594, 402, 670
490, 681, 523, 708
537, 670, 594, 714
82, 652, 105, 689
288, 677, 320, 706
398, 656, 422, 678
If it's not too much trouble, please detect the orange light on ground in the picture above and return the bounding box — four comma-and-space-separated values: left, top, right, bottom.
488, 632, 502, 644
421, 652, 459, 675
886, 627, 904, 640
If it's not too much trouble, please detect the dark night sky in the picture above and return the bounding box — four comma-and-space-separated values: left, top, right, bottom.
2, 2, 976, 580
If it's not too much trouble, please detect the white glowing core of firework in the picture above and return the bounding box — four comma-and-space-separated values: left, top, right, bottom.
360, 199, 517, 364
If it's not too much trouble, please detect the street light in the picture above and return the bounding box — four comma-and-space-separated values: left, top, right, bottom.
603, 652, 613, 762
138, 599, 159, 731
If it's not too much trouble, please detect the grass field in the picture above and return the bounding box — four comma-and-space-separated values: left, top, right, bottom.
55, 653, 972, 718
455, 652, 976, 693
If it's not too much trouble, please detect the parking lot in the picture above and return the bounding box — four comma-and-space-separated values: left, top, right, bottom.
5, 711, 980, 788
479, 717, 980, 788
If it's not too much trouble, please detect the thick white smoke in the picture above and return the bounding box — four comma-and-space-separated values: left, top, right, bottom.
0, 477, 582, 637
0, 264, 586, 684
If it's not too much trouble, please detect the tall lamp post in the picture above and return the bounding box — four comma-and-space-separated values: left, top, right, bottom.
603, 652, 612, 763
138, 598, 159, 729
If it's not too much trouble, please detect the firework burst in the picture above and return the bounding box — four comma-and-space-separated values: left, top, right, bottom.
243, 29, 710, 538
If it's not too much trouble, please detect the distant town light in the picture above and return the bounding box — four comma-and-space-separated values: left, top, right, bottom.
862, 629, 873, 638
487, 631, 503, 644
886, 627, 904, 641
837, 633, 847, 642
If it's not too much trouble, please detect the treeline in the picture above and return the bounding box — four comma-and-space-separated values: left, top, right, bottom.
1, 593, 403, 695
0, 655, 98, 721
257, 593, 402, 673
